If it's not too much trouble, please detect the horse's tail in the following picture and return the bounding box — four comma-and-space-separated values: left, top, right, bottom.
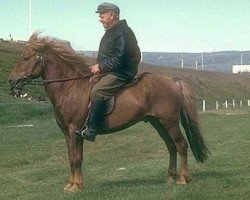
174, 78, 209, 163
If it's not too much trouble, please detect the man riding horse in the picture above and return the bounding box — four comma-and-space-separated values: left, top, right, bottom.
76, 2, 141, 141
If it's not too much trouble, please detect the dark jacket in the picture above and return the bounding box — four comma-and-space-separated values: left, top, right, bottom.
97, 20, 141, 80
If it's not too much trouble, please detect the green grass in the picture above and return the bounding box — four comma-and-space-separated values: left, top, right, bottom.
0, 101, 249, 200
0, 100, 53, 126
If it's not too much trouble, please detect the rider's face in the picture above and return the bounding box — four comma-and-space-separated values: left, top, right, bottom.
99, 11, 115, 30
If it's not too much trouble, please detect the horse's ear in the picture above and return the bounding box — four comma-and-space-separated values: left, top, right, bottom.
28, 32, 48, 52
29, 32, 38, 43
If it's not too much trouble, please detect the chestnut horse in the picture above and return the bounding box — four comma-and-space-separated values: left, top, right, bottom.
9, 34, 209, 192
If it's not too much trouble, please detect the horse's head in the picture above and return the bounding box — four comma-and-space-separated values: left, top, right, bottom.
8, 35, 45, 91
9, 33, 95, 93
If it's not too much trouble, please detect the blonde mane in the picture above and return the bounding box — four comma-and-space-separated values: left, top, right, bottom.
28, 33, 94, 73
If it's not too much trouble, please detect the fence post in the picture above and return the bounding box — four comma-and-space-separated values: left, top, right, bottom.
232, 99, 235, 107
203, 100, 206, 112
248, 100, 250, 107
240, 100, 242, 107
216, 101, 218, 110
225, 100, 228, 108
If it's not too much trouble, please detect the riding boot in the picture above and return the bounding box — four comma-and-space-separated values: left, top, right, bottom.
76, 99, 108, 142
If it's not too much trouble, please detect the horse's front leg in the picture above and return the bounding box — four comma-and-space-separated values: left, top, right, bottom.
64, 125, 84, 192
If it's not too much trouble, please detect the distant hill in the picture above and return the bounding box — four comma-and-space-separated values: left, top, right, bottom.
138, 63, 250, 103
82, 50, 250, 73
1, 41, 250, 107
142, 51, 250, 73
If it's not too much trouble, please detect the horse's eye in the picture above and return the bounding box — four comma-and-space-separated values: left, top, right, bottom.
22, 57, 28, 61
21, 54, 30, 61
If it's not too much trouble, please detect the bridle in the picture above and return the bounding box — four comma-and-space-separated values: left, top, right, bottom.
21, 51, 92, 86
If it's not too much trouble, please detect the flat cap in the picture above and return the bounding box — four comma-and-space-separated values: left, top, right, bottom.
95, 2, 120, 14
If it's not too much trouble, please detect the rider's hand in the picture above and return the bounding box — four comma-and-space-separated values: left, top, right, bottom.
89, 64, 100, 75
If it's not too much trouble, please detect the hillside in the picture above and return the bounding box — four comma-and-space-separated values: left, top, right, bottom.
83, 50, 250, 73
142, 51, 250, 72
1, 41, 250, 105
138, 63, 250, 102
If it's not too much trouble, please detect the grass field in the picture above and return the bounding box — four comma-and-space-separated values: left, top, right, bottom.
0, 101, 249, 200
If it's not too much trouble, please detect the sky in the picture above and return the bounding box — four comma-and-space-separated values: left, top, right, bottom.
1, 0, 250, 52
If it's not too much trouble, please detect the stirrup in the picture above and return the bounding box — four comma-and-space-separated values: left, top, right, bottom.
75, 125, 88, 137
81, 132, 96, 142
75, 125, 96, 142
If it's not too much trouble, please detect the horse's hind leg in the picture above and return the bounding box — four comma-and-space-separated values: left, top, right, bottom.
149, 118, 177, 184
166, 123, 189, 185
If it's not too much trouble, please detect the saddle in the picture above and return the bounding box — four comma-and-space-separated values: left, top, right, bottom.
89, 72, 150, 116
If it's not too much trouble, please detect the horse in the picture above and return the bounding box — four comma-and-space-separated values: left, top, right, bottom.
8, 33, 209, 192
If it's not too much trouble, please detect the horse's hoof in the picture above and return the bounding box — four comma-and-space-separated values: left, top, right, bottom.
64, 183, 83, 192
166, 177, 174, 184
177, 176, 190, 185
64, 183, 73, 191
166, 175, 176, 184
177, 180, 187, 185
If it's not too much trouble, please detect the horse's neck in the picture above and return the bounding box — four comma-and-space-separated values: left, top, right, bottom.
43, 55, 77, 80
43, 56, 91, 107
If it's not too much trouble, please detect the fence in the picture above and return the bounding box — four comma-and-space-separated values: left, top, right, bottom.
1, 99, 250, 113
198, 99, 250, 112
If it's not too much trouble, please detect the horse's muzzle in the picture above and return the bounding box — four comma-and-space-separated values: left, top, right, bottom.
8, 74, 33, 91
9, 78, 22, 91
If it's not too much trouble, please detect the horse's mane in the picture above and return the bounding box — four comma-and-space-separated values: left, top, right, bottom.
28, 33, 95, 73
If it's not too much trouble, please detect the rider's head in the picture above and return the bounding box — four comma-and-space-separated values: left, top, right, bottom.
95, 2, 120, 30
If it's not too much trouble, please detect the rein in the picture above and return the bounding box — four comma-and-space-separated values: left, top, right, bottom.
30, 73, 93, 85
